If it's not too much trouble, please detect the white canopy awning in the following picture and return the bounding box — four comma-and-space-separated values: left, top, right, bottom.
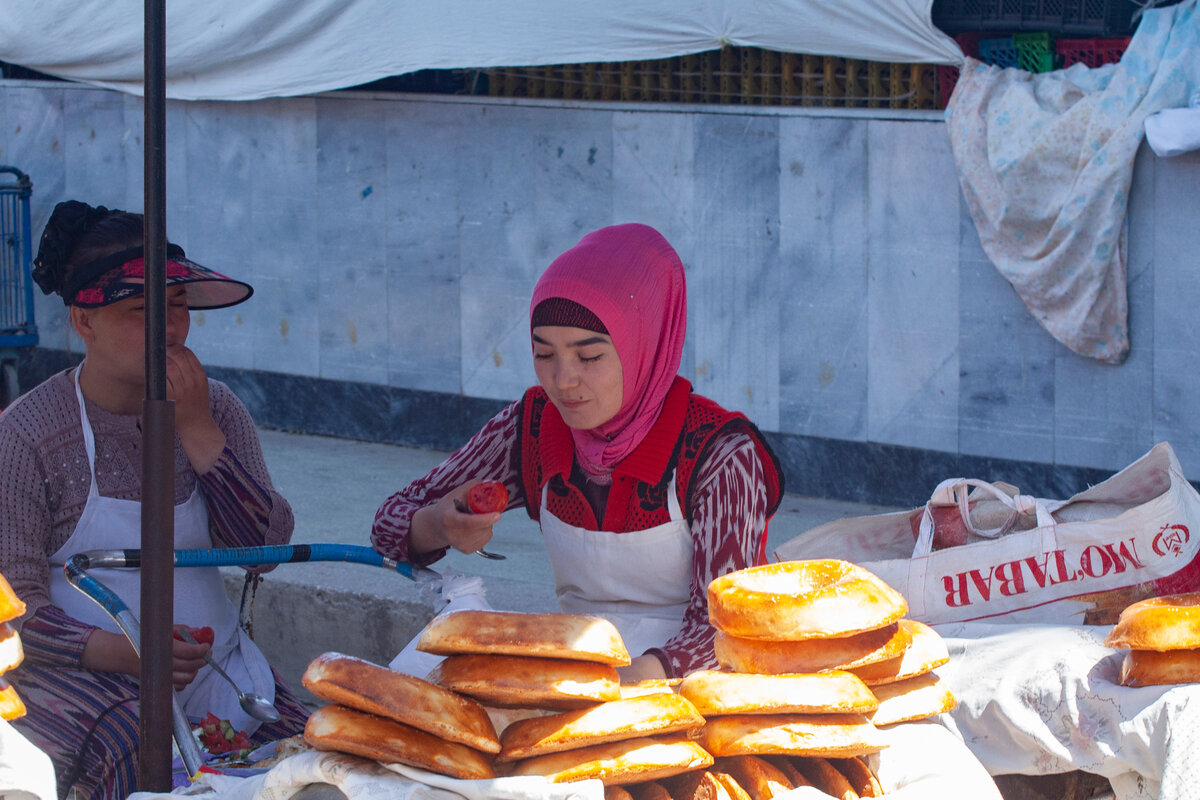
0, 1, 963, 101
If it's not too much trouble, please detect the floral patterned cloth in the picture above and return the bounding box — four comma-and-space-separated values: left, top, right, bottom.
945, 0, 1200, 363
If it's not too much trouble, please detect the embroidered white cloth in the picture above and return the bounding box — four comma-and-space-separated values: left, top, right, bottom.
944, 0, 1200, 363
935, 621, 1200, 800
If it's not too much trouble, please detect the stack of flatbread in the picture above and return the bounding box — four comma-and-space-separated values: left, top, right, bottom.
0, 573, 27, 721
1105, 592, 1200, 686
709, 559, 957, 729
419, 609, 713, 786
301, 652, 500, 779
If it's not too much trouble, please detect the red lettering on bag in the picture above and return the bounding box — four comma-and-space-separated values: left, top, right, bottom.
1152, 524, 1189, 557
943, 549, 1080, 608
943, 572, 972, 607
994, 561, 1025, 596
1078, 538, 1144, 579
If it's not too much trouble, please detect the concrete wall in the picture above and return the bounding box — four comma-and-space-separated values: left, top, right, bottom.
4, 78, 1200, 501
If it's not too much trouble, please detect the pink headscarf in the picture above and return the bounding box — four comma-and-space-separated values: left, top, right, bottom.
530, 223, 687, 484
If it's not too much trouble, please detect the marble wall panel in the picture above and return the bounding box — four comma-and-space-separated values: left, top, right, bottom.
1053, 142, 1155, 472
528, 106, 615, 269
1151, 147, 1200, 476
384, 100, 469, 394
242, 99, 320, 377
315, 98, 390, 385
176, 101, 257, 370
611, 110, 697, 379
866, 120, 959, 453
691, 114, 781, 429
778, 116, 869, 441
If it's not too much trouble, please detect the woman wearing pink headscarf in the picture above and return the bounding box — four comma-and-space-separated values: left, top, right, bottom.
372, 224, 782, 680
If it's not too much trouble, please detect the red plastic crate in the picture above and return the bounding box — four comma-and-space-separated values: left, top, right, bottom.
939, 33, 984, 109
1056, 36, 1131, 68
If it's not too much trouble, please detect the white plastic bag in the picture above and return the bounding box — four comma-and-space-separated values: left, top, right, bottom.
388, 572, 492, 677
1145, 88, 1200, 157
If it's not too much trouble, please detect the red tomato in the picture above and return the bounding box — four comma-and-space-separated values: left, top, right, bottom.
467, 481, 509, 514
174, 625, 216, 645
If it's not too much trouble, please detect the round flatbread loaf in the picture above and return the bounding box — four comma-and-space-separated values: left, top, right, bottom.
508, 735, 714, 785
868, 672, 957, 726
1105, 592, 1200, 651
845, 620, 949, 686
1118, 648, 1200, 687
699, 713, 887, 759
707, 560, 907, 641
303, 704, 495, 779
417, 609, 631, 665
499, 693, 705, 761
301, 652, 499, 752
678, 670, 878, 716
0, 623, 24, 675
0, 677, 26, 721
429, 653, 620, 709
713, 623, 910, 675
661, 769, 740, 800
619, 678, 681, 699
0, 574, 25, 625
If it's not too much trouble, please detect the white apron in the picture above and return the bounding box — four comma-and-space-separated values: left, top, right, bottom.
47, 365, 274, 734
541, 474, 692, 658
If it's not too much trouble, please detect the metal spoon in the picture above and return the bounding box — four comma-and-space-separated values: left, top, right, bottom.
453, 499, 507, 560
178, 628, 281, 723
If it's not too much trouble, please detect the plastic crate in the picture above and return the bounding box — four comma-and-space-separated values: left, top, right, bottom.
1056, 36, 1131, 67
1013, 32, 1057, 72
932, 0, 1138, 36
979, 37, 1021, 68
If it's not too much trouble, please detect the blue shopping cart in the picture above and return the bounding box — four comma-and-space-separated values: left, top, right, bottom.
0, 166, 38, 407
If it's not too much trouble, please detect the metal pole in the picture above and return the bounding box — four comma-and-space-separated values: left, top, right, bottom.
139, 0, 174, 790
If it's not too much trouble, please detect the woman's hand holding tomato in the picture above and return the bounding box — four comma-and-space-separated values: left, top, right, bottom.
410, 479, 507, 556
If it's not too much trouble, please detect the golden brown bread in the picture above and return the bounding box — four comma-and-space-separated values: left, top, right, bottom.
483, 705, 552, 737
0, 677, 26, 721
713, 755, 796, 800
711, 769, 756, 800
761, 756, 813, 793
868, 671, 957, 726
828, 756, 883, 797
792, 756, 859, 800
303, 704, 495, 779
0, 574, 26, 625
429, 653, 621, 709
1105, 593, 1200, 651
713, 624, 911, 675
845, 620, 949, 686
605, 785, 636, 800
417, 609, 631, 665
678, 670, 878, 716
627, 781, 674, 800
619, 679, 681, 699
0, 623, 24, 675
499, 693, 705, 761
301, 652, 499, 753
1118, 648, 1200, 686
508, 735, 714, 785
699, 713, 887, 759
707, 560, 907, 641
660, 769, 734, 800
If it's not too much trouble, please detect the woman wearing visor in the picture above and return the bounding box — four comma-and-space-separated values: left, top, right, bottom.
0, 201, 307, 800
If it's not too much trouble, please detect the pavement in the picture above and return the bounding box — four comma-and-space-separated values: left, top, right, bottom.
238, 428, 902, 704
